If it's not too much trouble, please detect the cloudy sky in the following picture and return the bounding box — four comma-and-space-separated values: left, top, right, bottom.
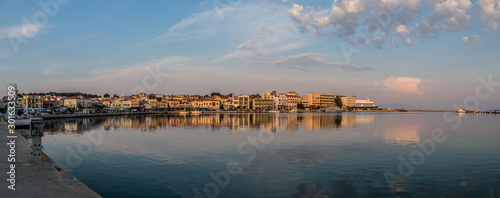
1, 0, 499, 109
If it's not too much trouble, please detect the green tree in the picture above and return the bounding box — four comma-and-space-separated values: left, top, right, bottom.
148, 94, 156, 99
297, 102, 305, 110
334, 96, 343, 108
113, 94, 119, 98
104, 93, 110, 98
211, 92, 221, 97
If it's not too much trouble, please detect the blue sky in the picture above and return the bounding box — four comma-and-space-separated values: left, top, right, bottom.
0, 0, 499, 109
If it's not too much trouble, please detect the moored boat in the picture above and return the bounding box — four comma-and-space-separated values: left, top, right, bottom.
191, 110, 202, 115
457, 108, 466, 113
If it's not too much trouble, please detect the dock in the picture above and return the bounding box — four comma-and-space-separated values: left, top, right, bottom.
37, 111, 166, 120
0, 122, 101, 197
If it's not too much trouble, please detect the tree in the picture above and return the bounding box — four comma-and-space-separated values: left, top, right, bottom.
211, 92, 221, 97
204, 95, 209, 98
104, 93, 110, 98
148, 94, 156, 99
228, 93, 234, 97
113, 94, 119, 98
334, 96, 343, 108
297, 102, 305, 110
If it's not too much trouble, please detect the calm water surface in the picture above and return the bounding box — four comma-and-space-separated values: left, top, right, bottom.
41, 112, 500, 198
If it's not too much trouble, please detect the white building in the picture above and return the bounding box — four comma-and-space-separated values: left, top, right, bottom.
355, 97, 378, 109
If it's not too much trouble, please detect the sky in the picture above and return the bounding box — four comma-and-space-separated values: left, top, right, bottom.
0, 0, 499, 110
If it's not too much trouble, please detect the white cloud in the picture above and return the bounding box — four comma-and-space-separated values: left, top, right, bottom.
477, 0, 500, 30
413, 20, 439, 38
378, 76, 423, 94
462, 35, 479, 44
247, 52, 373, 72
395, 24, 410, 35
429, 0, 473, 32
405, 38, 412, 45
0, 24, 43, 39
462, 36, 469, 43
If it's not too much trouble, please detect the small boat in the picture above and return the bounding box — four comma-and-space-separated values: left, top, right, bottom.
400, 108, 408, 112
457, 108, 466, 113
269, 110, 280, 113
323, 106, 345, 113
179, 111, 189, 115
191, 110, 202, 115
475, 109, 480, 113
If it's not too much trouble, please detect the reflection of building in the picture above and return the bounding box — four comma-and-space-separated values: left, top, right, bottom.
355, 115, 375, 125
356, 97, 378, 109
43, 113, 372, 134
383, 126, 420, 145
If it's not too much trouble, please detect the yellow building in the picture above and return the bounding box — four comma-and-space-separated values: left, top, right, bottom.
121, 100, 140, 108
340, 96, 356, 107
18, 94, 43, 109
300, 95, 309, 107
307, 93, 321, 107
253, 98, 274, 110
286, 92, 299, 109
319, 94, 336, 107
198, 99, 220, 110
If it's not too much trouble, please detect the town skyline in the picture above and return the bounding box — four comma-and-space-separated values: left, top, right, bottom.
1, 0, 499, 110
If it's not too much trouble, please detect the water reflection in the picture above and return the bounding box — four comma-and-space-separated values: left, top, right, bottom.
40, 112, 500, 198
43, 113, 375, 134
383, 126, 420, 145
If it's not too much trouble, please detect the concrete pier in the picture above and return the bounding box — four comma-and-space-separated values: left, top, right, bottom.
0, 122, 101, 197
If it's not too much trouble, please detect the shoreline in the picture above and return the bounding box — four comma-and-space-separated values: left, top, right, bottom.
33, 109, 499, 120
0, 122, 101, 197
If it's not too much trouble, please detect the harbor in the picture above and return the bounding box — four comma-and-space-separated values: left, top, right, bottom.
0, 122, 101, 197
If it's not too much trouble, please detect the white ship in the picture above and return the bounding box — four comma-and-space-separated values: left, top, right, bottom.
457, 108, 466, 113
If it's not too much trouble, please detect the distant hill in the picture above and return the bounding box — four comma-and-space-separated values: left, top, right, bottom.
379, 103, 422, 110
31, 92, 100, 98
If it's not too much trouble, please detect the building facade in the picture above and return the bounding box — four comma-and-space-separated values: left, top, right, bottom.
18, 94, 43, 109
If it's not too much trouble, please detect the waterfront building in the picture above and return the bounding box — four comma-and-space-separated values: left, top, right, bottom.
260, 91, 276, 99
43, 100, 61, 110
168, 100, 180, 108
64, 96, 92, 109
275, 94, 288, 109
252, 98, 274, 110
319, 94, 337, 107
340, 96, 357, 108
121, 100, 140, 109
286, 92, 300, 109
355, 97, 378, 110
18, 94, 44, 109
300, 95, 309, 107
307, 93, 321, 108
198, 99, 220, 110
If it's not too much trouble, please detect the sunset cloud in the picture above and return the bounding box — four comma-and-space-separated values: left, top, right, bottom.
378, 77, 423, 94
